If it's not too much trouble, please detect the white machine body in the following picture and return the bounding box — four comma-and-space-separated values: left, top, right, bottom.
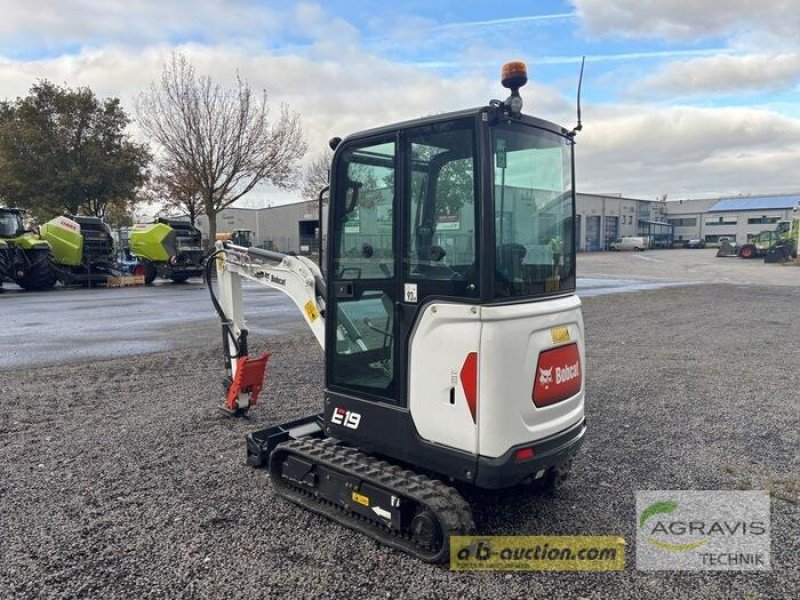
408, 295, 585, 459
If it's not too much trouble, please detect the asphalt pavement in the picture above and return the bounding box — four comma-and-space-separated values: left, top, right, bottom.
0, 280, 304, 369
2, 248, 797, 370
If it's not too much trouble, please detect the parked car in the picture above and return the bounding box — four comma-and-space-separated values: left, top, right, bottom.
683, 239, 706, 249
609, 236, 647, 251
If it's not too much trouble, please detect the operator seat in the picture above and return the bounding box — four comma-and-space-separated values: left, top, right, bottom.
496, 243, 527, 295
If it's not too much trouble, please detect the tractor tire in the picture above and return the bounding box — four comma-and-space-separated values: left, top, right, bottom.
133, 261, 157, 285
765, 244, 791, 263
15, 251, 57, 291
738, 244, 757, 259
765, 247, 781, 263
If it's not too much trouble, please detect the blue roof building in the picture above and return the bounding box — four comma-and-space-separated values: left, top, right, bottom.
665, 193, 800, 245
708, 194, 800, 213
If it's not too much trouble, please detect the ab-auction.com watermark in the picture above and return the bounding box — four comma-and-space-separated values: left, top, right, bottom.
450, 536, 626, 571
636, 490, 771, 571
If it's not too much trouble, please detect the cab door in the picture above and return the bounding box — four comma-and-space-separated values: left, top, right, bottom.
327, 137, 400, 404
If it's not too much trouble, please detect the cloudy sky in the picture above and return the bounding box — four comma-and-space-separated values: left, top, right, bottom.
1, 0, 798, 205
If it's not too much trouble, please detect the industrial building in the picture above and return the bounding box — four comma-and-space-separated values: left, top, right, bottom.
575, 193, 670, 251
193, 193, 672, 254
186, 191, 799, 255
664, 194, 800, 245
194, 202, 323, 254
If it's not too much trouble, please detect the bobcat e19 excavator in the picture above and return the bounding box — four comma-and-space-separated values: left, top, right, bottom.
208, 62, 587, 562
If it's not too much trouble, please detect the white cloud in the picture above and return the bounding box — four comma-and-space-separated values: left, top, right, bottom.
575, 104, 800, 197
0, 42, 506, 205
572, 0, 799, 42
634, 53, 800, 97
1, 2, 798, 205
433, 13, 577, 31
0, 1, 283, 51
3, 43, 799, 202
0, 43, 570, 154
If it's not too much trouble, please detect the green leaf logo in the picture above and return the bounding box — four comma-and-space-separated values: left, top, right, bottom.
640, 500, 708, 551
639, 501, 678, 528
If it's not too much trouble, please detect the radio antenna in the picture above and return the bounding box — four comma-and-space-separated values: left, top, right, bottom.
570, 56, 585, 137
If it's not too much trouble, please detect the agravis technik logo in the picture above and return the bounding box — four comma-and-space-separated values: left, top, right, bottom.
636, 491, 770, 571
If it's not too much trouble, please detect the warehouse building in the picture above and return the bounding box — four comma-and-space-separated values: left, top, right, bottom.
664, 193, 800, 245
191, 194, 675, 254
188, 192, 800, 255
185, 192, 798, 254
194, 201, 323, 254
575, 193, 670, 251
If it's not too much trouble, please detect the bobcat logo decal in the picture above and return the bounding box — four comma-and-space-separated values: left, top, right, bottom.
538, 367, 553, 389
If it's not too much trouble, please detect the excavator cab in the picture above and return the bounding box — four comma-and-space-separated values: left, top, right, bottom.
323, 80, 582, 480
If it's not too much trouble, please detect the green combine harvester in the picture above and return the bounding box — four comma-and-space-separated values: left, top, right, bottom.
129, 217, 205, 284
0, 207, 57, 291
38, 214, 118, 285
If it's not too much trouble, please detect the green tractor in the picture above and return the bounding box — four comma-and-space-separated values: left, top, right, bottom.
129, 217, 205, 284
0, 207, 57, 291
38, 214, 118, 285
738, 219, 799, 263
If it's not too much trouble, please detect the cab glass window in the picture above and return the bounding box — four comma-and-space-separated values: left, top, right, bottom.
406, 121, 477, 283
492, 124, 574, 298
334, 141, 395, 279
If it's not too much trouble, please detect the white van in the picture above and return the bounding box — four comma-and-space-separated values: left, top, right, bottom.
609, 236, 647, 251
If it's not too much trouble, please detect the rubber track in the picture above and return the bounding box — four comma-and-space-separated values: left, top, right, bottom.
269, 438, 475, 563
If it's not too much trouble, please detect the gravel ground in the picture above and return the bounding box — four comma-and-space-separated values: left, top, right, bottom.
1, 284, 798, 599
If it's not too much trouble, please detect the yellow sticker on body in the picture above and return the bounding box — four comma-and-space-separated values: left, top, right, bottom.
351, 491, 369, 506
550, 326, 571, 344
304, 300, 319, 322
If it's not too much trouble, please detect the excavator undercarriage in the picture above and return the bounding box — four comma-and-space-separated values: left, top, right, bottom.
271, 437, 474, 562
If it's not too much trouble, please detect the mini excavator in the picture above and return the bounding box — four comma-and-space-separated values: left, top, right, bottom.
208, 62, 587, 562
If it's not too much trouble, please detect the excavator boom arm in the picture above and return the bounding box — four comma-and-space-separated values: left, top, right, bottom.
214, 241, 326, 349
211, 241, 326, 413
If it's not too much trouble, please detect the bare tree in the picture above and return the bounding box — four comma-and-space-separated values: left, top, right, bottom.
302, 149, 333, 203
137, 54, 307, 241
151, 160, 205, 225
